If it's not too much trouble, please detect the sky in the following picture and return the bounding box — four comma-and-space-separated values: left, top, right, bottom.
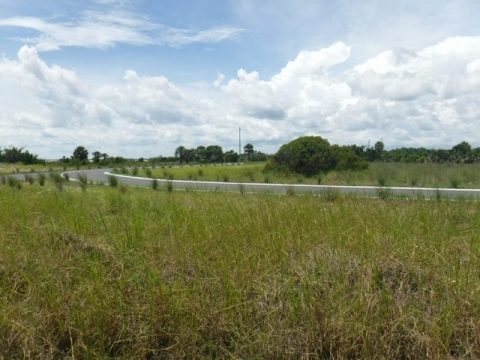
0, 0, 480, 158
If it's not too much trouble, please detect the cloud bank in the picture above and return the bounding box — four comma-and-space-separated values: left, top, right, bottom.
1, 36, 480, 158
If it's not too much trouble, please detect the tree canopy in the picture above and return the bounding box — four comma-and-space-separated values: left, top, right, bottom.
271, 136, 367, 176
0, 147, 42, 164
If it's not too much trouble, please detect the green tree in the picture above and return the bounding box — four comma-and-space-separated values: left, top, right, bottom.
332, 146, 368, 171
224, 150, 239, 163
244, 143, 254, 160
205, 145, 223, 163
72, 146, 89, 162
92, 151, 101, 163
272, 136, 336, 176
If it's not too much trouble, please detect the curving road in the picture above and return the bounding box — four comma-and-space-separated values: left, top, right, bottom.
59, 168, 480, 200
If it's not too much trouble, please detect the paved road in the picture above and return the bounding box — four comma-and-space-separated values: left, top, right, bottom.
6, 168, 480, 199
59, 168, 480, 200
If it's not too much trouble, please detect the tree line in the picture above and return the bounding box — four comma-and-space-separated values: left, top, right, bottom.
174, 143, 268, 164
349, 141, 480, 163
2, 140, 479, 167
0, 147, 43, 164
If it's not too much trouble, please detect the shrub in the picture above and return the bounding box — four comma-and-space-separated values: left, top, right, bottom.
7, 177, 18, 188
38, 174, 46, 186
24, 174, 34, 185
238, 183, 246, 196
152, 179, 158, 190
166, 181, 173, 193
145, 168, 152, 178
0, 176, 6, 185
450, 178, 460, 189
132, 167, 139, 176
50, 173, 64, 191
332, 145, 368, 171
108, 175, 118, 188
271, 136, 367, 176
286, 186, 296, 196
271, 136, 336, 176
78, 174, 88, 191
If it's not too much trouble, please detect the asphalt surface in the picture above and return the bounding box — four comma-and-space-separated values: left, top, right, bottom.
5, 168, 480, 199
64, 168, 480, 200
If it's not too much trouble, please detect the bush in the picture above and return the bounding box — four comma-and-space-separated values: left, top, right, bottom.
271, 136, 336, 176
271, 136, 367, 176
50, 173, 64, 191
24, 174, 34, 185
7, 177, 19, 188
78, 175, 88, 191
109, 175, 118, 188
332, 145, 368, 171
145, 168, 152, 178
152, 179, 158, 190
38, 174, 46, 186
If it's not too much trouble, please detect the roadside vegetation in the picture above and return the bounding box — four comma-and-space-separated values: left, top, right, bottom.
136, 162, 480, 188
1, 182, 480, 358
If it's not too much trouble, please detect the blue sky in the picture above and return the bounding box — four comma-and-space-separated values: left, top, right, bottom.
0, 0, 480, 158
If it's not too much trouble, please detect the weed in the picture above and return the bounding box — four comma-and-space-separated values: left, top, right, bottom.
50, 173, 65, 191
239, 183, 246, 196
7, 177, 18, 188
108, 175, 118, 188
38, 174, 46, 186
450, 178, 460, 188
24, 174, 34, 185
78, 174, 88, 191
286, 186, 296, 196
377, 188, 391, 200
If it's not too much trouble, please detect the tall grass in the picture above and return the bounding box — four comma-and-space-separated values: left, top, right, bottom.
108, 175, 118, 187
141, 162, 480, 188
1, 185, 480, 358
78, 174, 88, 191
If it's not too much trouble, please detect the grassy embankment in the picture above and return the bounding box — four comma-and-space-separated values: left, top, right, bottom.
1, 180, 480, 358
133, 162, 480, 189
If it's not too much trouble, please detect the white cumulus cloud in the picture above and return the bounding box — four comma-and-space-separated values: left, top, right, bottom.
1, 37, 480, 158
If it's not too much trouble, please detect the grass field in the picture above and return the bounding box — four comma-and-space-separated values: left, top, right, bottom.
134, 162, 480, 189
0, 162, 97, 175
1, 182, 480, 358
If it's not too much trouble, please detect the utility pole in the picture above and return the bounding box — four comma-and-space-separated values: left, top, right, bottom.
238, 127, 242, 163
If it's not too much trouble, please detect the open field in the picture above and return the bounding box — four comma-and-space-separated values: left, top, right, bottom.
1, 183, 480, 358
136, 162, 480, 189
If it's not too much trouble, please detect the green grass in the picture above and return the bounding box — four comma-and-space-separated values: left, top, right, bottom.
0, 163, 68, 175
1, 183, 480, 358
142, 162, 480, 188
